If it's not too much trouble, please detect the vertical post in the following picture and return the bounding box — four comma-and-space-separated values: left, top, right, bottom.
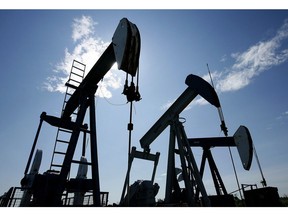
82, 124, 87, 157
24, 112, 45, 175
164, 125, 176, 203
89, 94, 101, 206
151, 152, 160, 183
206, 149, 228, 195
120, 151, 133, 205
195, 148, 208, 200
174, 122, 195, 206
199, 148, 208, 178
126, 101, 134, 206
175, 118, 211, 207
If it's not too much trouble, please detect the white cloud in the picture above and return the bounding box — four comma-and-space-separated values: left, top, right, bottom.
160, 19, 288, 110
43, 15, 123, 99
276, 110, 288, 120
72, 16, 97, 42
217, 19, 288, 93
220, 54, 227, 62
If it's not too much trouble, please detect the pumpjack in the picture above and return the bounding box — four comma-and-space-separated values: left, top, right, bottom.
138, 74, 254, 206
19, 17, 141, 207
1, 17, 280, 207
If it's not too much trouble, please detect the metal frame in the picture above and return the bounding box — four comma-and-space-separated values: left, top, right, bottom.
165, 116, 211, 206
139, 74, 223, 206
20, 18, 141, 207
120, 146, 160, 205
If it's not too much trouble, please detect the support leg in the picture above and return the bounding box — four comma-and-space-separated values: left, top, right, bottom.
89, 95, 101, 206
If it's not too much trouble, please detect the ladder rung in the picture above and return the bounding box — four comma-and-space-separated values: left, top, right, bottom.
46, 169, 60, 174
71, 68, 85, 76
59, 128, 73, 133
54, 151, 66, 155
73, 59, 86, 67
49, 59, 86, 172
69, 78, 81, 84
56, 139, 70, 144
72, 111, 78, 116
65, 82, 78, 89
51, 164, 63, 168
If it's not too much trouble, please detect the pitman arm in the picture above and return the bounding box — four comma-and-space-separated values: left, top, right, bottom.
140, 74, 220, 151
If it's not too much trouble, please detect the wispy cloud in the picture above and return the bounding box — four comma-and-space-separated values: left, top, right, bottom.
276, 110, 288, 121
161, 18, 288, 110
266, 110, 288, 130
220, 54, 227, 62
43, 15, 122, 98
72, 16, 97, 42
217, 18, 288, 93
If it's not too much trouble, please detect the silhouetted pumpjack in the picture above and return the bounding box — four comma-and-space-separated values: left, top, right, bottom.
21, 17, 141, 207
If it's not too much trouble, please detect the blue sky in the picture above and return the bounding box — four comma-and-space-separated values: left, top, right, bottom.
1, 9, 288, 206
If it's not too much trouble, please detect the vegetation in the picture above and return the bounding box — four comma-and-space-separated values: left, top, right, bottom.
279, 195, 288, 207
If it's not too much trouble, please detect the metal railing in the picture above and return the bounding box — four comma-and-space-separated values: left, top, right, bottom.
0, 187, 109, 207
0, 187, 24, 207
